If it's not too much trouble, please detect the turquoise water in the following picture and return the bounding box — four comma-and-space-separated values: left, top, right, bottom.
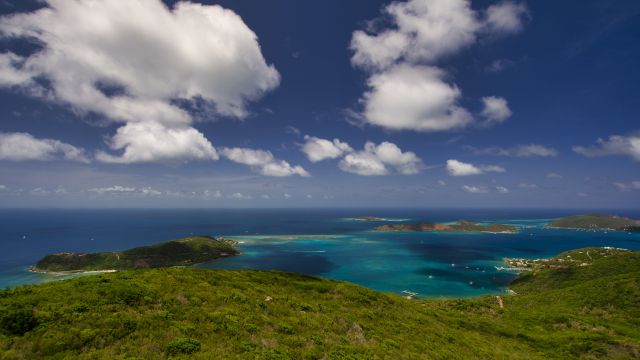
1, 209, 639, 297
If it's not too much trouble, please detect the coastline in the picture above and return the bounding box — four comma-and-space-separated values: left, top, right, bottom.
29, 267, 119, 276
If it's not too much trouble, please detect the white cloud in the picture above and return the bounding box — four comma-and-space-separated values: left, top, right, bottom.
140, 187, 162, 196
301, 135, 353, 162
462, 185, 489, 193
446, 159, 504, 176
339, 141, 423, 176
485, 58, 513, 73
496, 186, 509, 193
349, 0, 527, 133
0, 0, 279, 163
30, 187, 51, 196
484, 1, 529, 34
480, 96, 512, 124
351, 0, 526, 70
482, 165, 506, 173
0, 132, 89, 162
361, 64, 472, 132
88, 185, 137, 195
0, 185, 6, 190
221, 147, 310, 177
229, 192, 251, 200
613, 181, 640, 192
573, 134, 640, 161
447, 159, 482, 176
466, 144, 557, 157
438, 180, 447, 186
95, 122, 218, 163
260, 194, 270, 199
283, 193, 292, 199
202, 190, 222, 199
547, 172, 563, 179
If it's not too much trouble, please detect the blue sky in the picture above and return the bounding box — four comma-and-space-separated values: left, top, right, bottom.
0, 0, 638, 208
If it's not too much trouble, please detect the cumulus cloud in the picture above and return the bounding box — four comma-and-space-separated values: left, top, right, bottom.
496, 186, 509, 193
221, 147, 310, 177
0, 0, 279, 162
480, 96, 512, 124
0, 132, 89, 162
349, 0, 527, 133
338, 141, 423, 176
547, 172, 563, 179
462, 185, 489, 193
95, 122, 218, 163
446, 159, 505, 176
447, 159, 482, 176
573, 134, 640, 161
301, 135, 353, 162
466, 144, 557, 157
362, 64, 472, 132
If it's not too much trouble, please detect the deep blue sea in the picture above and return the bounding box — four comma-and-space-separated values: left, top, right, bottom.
1, 208, 639, 298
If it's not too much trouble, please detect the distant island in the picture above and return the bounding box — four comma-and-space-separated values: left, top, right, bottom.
547, 214, 640, 232
374, 220, 517, 233
32, 236, 239, 273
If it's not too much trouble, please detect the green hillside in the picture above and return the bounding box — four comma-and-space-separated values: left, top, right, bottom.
2, 247, 639, 359
33, 236, 239, 273
548, 214, 640, 231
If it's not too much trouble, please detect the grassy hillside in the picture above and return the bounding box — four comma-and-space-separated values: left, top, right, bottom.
548, 214, 640, 231
1, 247, 639, 359
33, 236, 239, 272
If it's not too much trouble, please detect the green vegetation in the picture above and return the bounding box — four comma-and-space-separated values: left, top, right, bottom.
548, 214, 640, 231
33, 236, 239, 273
2, 247, 639, 358
375, 220, 518, 233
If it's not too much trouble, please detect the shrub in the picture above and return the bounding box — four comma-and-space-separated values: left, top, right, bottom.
0, 307, 38, 335
166, 337, 201, 355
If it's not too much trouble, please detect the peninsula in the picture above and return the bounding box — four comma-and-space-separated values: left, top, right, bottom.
374, 220, 517, 233
32, 236, 239, 273
547, 214, 640, 231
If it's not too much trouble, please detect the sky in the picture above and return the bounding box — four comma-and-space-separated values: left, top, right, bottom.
0, 0, 638, 208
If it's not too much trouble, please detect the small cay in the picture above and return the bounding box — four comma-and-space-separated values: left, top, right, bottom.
547, 214, 640, 232
374, 220, 517, 233
32, 236, 239, 273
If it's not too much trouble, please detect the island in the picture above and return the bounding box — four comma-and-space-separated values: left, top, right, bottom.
31, 236, 239, 273
2, 246, 639, 358
374, 220, 517, 233
547, 214, 640, 231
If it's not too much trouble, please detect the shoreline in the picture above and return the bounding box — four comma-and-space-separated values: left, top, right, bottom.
29, 267, 119, 276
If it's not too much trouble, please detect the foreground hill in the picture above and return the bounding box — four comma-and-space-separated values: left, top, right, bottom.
1, 248, 639, 359
375, 220, 517, 233
548, 214, 640, 231
33, 236, 239, 273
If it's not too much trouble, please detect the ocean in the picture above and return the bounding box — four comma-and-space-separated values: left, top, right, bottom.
1, 208, 639, 297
